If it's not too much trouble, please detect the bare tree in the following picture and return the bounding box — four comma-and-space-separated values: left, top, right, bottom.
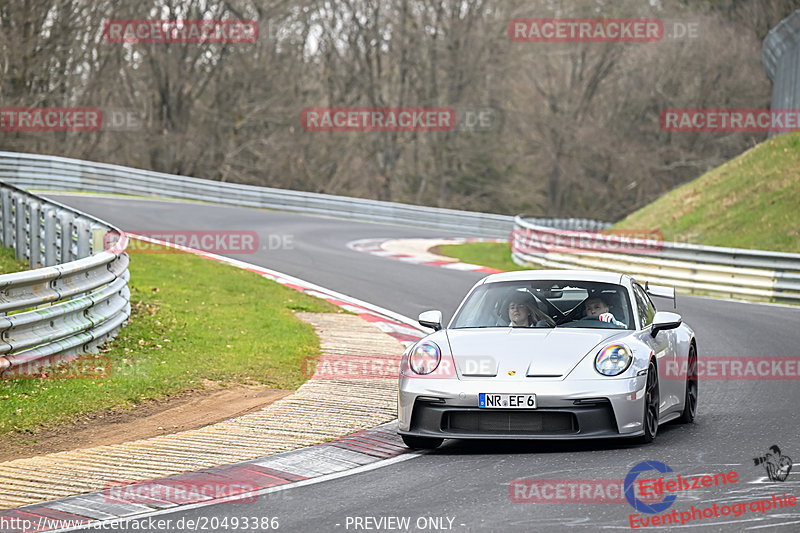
0, 0, 791, 218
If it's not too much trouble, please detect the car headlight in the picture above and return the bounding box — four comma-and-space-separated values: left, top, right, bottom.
595, 344, 632, 376
410, 342, 441, 375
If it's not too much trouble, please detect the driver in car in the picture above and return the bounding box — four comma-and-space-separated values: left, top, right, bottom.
584, 296, 627, 328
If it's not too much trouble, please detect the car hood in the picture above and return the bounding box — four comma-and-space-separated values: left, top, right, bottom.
445, 328, 627, 378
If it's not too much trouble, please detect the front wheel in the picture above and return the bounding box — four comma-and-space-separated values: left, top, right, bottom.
401, 435, 443, 450
638, 359, 660, 444
677, 344, 698, 424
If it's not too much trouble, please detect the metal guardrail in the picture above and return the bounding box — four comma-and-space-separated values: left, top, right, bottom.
0, 151, 611, 375
511, 217, 800, 303
763, 9, 800, 137
515, 217, 611, 231
0, 151, 608, 239
0, 182, 130, 375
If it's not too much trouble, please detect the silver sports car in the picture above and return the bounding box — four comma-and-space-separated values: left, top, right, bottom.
397, 270, 697, 449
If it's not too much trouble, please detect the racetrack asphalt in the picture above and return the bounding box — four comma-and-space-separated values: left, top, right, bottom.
41, 194, 800, 532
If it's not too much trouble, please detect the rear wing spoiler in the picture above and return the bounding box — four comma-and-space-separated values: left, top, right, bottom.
645, 281, 676, 309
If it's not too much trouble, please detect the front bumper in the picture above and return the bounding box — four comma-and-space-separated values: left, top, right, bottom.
397, 375, 647, 440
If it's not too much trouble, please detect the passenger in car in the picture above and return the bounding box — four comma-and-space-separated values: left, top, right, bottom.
508, 293, 550, 327
584, 296, 627, 328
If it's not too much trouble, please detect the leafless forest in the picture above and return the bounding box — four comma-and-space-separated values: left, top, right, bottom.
0, 0, 796, 220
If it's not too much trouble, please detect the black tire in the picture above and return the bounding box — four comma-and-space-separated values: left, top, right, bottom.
401, 435, 443, 450
638, 359, 660, 444
677, 344, 698, 424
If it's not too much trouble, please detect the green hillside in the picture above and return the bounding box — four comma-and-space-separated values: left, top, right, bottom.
614, 132, 800, 253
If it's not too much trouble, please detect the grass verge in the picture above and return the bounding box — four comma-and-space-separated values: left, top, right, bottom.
0, 240, 338, 435
434, 242, 524, 272
614, 131, 800, 252
440, 133, 800, 267
0, 246, 29, 275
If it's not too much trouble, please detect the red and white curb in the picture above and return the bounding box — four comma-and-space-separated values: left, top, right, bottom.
0, 423, 414, 533
0, 236, 434, 532
132, 235, 427, 346
348, 237, 505, 274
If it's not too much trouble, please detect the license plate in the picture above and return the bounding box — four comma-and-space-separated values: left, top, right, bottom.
479, 393, 536, 409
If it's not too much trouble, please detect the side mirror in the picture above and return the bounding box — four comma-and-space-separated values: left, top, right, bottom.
418, 310, 443, 331
650, 311, 682, 337
645, 281, 677, 309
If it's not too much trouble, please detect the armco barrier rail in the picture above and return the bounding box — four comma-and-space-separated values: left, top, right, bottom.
0, 182, 130, 375
511, 216, 800, 303
763, 9, 800, 137
0, 151, 608, 239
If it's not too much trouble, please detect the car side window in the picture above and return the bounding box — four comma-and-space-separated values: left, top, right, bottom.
632, 284, 655, 328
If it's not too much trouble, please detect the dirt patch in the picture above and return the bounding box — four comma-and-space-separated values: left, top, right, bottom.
428, 245, 449, 258
0, 385, 292, 462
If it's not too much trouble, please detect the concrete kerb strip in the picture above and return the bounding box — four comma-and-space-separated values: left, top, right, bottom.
361, 238, 800, 310
0, 423, 417, 533
347, 237, 505, 274
0, 235, 430, 530
140, 234, 429, 346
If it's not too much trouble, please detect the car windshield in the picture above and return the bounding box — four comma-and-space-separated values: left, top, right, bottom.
449, 280, 635, 330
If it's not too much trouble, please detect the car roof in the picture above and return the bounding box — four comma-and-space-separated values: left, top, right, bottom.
481, 269, 627, 285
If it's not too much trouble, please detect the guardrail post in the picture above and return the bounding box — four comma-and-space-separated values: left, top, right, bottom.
91, 226, 108, 254
73, 216, 93, 258
55, 209, 73, 263
13, 192, 26, 261
0, 182, 131, 373
40, 205, 58, 267
25, 199, 41, 268
0, 189, 11, 247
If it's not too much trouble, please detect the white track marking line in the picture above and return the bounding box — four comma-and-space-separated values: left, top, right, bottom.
52, 453, 424, 532
29, 235, 428, 532
130, 234, 424, 330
